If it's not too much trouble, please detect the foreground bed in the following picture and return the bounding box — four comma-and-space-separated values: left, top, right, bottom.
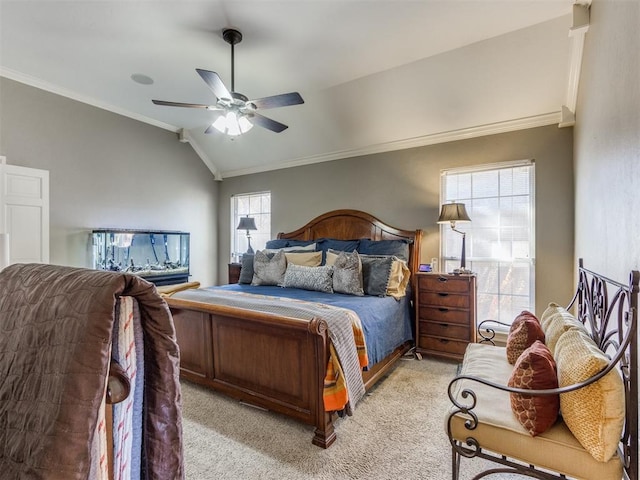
165, 209, 422, 447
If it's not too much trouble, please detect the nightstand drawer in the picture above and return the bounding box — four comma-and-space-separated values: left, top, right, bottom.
418, 275, 471, 293
419, 291, 469, 309
421, 321, 469, 340
418, 336, 469, 357
420, 306, 470, 325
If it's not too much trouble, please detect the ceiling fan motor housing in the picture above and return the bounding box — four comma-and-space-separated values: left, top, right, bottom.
222, 29, 243, 46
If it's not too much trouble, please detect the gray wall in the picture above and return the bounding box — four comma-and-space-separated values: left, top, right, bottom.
573, 3, 640, 472
0, 78, 219, 286
574, 0, 640, 283
218, 124, 574, 314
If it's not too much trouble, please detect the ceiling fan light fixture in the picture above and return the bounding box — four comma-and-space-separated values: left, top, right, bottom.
238, 115, 253, 134
212, 111, 253, 136
212, 116, 227, 134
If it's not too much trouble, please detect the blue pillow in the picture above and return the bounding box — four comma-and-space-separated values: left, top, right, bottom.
265, 239, 289, 249
360, 255, 394, 296
316, 238, 360, 265
358, 239, 411, 262
238, 254, 255, 284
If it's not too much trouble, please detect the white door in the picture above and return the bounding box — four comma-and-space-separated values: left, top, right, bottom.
0, 158, 50, 264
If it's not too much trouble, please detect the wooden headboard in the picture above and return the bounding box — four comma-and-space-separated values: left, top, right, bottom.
277, 209, 423, 277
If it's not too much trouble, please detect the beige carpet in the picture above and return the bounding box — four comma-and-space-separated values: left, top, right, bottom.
182, 356, 527, 480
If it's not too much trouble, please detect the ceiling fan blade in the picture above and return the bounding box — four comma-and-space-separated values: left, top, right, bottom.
250, 113, 288, 133
196, 69, 232, 101
152, 100, 214, 109
249, 92, 304, 110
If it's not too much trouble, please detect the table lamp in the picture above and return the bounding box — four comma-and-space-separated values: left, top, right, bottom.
437, 203, 471, 274
236, 216, 258, 254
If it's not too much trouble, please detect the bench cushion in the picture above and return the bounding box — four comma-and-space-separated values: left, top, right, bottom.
447, 343, 623, 480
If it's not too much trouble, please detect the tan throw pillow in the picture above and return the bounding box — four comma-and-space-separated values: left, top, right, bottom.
554, 329, 625, 462
285, 251, 322, 267
540, 302, 562, 329
506, 311, 545, 364
542, 306, 588, 355
325, 251, 339, 266
508, 340, 559, 436
386, 259, 410, 299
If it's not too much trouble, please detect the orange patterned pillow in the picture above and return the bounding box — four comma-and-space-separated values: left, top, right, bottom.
508, 340, 560, 436
506, 311, 545, 364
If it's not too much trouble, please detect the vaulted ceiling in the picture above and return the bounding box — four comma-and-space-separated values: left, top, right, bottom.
0, 1, 580, 179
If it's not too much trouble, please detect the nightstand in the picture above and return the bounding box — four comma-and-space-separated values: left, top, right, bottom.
415, 272, 477, 361
228, 262, 242, 284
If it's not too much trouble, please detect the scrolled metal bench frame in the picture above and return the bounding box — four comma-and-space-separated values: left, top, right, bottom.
446, 259, 639, 480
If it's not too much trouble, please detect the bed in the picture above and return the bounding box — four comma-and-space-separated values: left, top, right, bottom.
165, 209, 423, 447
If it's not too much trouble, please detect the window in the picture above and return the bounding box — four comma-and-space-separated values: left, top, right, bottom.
440, 160, 535, 326
231, 191, 271, 261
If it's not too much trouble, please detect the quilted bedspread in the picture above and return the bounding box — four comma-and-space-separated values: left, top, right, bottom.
0, 263, 184, 480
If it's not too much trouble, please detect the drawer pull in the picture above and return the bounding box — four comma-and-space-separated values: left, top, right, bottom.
439, 339, 450, 344
438, 293, 449, 297
438, 277, 448, 282
438, 307, 449, 312
439, 323, 449, 328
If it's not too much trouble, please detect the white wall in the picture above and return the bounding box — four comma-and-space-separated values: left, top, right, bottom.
0, 78, 219, 286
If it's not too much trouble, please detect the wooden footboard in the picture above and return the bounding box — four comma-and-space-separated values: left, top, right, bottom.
168, 296, 412, 447
169, 298, 336, 447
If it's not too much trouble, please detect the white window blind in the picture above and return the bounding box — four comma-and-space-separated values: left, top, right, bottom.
440, 160, 535, 326
231, 191, 271, 261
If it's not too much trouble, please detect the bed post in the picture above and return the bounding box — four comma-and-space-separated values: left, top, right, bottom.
309, 318, 337, 448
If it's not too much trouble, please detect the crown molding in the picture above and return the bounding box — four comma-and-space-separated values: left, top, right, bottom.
221, 111, 561, 178
561, 2, 590, 127
178, 129, 222, 180
0, 67, 180, 133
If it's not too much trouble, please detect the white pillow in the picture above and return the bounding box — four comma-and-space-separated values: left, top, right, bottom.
263, 243, 316, 253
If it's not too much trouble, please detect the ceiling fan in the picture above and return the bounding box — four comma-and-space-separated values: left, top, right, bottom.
152, 29, 304, 136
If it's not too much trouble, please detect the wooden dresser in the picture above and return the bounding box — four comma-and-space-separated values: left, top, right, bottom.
415, 273, 477, 361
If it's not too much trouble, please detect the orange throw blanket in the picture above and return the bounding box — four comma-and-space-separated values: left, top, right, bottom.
323, 319, 368, 412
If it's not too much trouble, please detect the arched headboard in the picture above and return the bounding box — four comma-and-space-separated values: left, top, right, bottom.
277, 209, 423, 278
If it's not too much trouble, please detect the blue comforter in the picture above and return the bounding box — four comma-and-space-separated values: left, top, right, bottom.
207, 284, 413, 366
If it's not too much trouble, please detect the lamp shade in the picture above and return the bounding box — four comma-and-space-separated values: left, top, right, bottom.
236, 217, 257, 231
437, 203, 471, 224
